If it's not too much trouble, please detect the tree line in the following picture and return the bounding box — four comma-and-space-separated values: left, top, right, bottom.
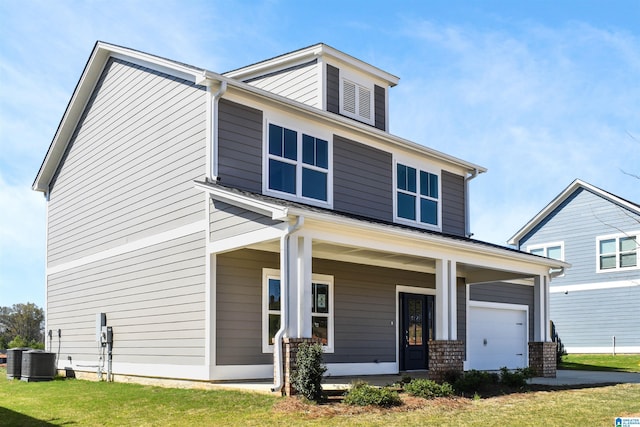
0, 303, 45, 350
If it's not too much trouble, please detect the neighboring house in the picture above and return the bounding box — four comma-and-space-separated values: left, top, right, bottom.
32, 42, 566, 389
509, 179, 640, 354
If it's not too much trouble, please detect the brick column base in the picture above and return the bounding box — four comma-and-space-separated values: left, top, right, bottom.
529, 342, 557, 378
280, 337, 322, 397
427, 340, 464, 383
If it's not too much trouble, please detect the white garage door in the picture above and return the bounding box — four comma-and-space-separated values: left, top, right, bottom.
468, 303, 528, 370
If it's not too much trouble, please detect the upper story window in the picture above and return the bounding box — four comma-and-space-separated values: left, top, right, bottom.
265, 123, 331, 206
528, 242, 564, 260
263, 269, 334, 353
597, 233, 638, 272
394, 162, 440, 228
340, 75, 374, 126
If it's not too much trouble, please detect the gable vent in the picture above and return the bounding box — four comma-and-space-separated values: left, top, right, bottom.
358, 86, 371, 119
343, 80, 356, 114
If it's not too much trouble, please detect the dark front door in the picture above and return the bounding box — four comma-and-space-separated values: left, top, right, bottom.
400, 293, 435, 371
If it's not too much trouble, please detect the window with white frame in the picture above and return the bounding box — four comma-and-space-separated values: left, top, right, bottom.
266, 123, 330, 205
597, 233, 638, 272
340, 77, 374, 125
262, 269, 334, 353
395, 162, 440, 227
527, 242, 564, 261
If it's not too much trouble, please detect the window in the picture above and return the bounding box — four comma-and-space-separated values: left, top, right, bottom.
341, 77, 373, 125
262, 269, 334, 352
395, 163, 439, 227
528, 242, 564, 261
266, 123, 330, 205
597, 233, 638, 272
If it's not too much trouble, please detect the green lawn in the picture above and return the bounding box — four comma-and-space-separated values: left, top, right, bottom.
2, 367, 640, 426
560, 354, 640, 373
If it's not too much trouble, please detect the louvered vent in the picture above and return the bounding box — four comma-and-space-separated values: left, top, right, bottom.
343, 80, 356, 114
358, 86, 371, 119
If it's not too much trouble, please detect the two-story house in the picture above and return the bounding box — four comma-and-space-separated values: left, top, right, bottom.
32, 42, 566, 391
509, 179, 640, 354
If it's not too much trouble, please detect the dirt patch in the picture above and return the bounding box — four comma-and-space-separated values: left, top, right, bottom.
273, 394, 471, 418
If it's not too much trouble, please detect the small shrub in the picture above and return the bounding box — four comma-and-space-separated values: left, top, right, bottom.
404, 378, 454, 399
343, 381, 402, 407
400, 373, 413, 384
453, 370, 498, 395
291, 342, 327, 402
499, 367, 534, 388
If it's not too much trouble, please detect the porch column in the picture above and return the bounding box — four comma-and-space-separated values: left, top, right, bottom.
435, 258, 457, 340
533, 274, 550, 342
297, 235, 313, 338
284, 234, 300, 338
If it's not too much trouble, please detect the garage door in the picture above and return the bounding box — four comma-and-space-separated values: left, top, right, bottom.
468, 303, 528, 370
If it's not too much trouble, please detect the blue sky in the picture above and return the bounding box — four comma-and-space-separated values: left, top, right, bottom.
1, 0, 638, 309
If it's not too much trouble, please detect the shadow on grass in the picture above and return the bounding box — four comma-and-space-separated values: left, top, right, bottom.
559, 361, 635, 373
0, 407, 73, 426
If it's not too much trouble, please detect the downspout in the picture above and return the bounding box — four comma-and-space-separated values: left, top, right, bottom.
272, 216, 304, 393
210, 81, 227, 180
464, 168, 480, 238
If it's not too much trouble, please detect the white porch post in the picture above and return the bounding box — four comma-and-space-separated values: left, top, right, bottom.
297, 235, 313, 338
533, 274, 550, 342
436, 259, 458, 341
285, 234, 300, 338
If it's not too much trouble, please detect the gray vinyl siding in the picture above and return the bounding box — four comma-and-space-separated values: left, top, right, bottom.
215, 249, 435, 366
374, 85, 386, 131
216, 249, 278, 366
326, 64, 340, 114
441, 171, 466, 236
217, 99, 263, 192
243, 59, 320, 108
519, 188, 640, 286
210, 199, 281, 242
333, 135, 393, 221
550, 286, 640, 349
47, 58, 206, 267
46, 232, 207, 366
469, 282, 535, 341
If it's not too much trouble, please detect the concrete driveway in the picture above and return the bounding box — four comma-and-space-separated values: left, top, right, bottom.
530, 370, 640, 386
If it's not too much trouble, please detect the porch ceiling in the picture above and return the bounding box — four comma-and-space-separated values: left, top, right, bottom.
246, 239, 536, 282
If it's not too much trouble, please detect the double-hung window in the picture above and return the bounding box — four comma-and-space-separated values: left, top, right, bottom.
597, 233, 638, 272
267, 123, 330, 205
395, 163, 440, 227
262, 269, 334, 353
528, 242, 564, 261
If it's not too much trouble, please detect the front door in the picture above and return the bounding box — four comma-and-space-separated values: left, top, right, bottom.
400, 293, 435, 371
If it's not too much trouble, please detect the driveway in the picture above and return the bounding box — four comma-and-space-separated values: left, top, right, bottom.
530, 370, 640, 386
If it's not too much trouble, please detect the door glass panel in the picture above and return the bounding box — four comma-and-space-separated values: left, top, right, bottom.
408, 299, 423, 346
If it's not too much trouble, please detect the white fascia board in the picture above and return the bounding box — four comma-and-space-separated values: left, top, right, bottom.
224, 43, 399, 87
508, 179, 640, 245
289, 207, 569, 271
194, 181, 289, 220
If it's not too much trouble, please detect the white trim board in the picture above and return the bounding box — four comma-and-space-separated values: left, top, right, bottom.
550, 279, 640, 293
47, 221, 207, 275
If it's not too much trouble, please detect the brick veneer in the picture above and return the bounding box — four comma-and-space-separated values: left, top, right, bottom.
280, 337, 322, 396
427, 340, 464, 382
529, 341, 557, 378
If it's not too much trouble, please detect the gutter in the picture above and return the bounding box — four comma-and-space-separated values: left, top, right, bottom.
549, 267, 565, 278
464, 168, 481, 238
271, 216, 304, 393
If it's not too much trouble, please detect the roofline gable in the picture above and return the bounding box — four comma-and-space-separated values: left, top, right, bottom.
508, 179, 640, 245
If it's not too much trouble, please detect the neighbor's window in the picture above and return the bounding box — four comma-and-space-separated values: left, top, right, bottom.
267, 123, 330, 205
597, 234, 638, 272
262, 269, 334, 352
396, 163, 439, 227
528, 242, 564, 261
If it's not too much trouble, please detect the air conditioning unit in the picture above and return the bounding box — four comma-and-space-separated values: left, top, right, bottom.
21, 350, 56, 382
6, 347, 31, 380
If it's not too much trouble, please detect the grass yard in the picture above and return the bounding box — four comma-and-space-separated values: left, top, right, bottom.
560, 354, 640, 373
2, 367, 640, 426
